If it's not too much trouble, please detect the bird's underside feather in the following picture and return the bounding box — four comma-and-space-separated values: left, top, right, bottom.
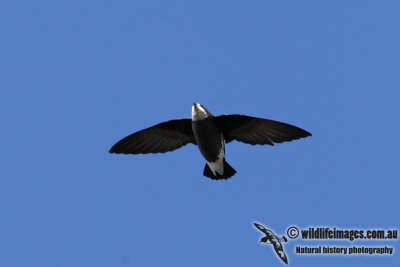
215, 115, 311, 145
109, 118, 196, 154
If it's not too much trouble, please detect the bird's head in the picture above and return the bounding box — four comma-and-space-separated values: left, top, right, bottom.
192, 103, 212, 121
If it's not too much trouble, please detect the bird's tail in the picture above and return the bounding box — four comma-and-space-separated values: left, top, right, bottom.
203, 159, 236, 180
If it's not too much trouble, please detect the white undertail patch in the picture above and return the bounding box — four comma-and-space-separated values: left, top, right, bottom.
206, 137, 225, 176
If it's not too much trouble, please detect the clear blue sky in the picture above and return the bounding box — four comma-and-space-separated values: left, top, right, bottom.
1, 1, 399, 266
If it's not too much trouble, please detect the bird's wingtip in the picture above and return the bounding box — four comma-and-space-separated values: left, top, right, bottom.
109, 146, 117, 153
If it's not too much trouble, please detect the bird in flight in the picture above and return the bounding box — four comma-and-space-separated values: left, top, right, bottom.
109, 103, 311, 179
254, 222, 289, 264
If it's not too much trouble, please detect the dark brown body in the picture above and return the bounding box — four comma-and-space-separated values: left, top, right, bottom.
192, 117, 223, 162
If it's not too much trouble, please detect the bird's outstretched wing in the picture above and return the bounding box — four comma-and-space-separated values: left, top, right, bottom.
273, 245, 289, 264
254, 223, 270, 235
215, 115, 311, 145
109, 119, 196, 154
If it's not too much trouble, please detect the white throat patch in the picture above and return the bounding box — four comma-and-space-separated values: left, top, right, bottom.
191, 103, 209, 121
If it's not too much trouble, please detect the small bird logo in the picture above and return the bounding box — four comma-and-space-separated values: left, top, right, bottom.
254, 222, 289, 264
